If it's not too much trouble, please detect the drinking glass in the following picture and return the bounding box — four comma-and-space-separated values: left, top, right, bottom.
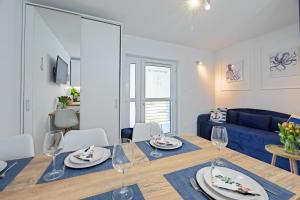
149, 124, 162, 158
211, 126, 228, 166
43, 130, 64, 181
112, 139, 134, 200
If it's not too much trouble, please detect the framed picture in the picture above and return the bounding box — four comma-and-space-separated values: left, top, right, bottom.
261, 43, 300, 89
221, 58, 250, 91
269, 47, 299, 78
226, 61, 244, 82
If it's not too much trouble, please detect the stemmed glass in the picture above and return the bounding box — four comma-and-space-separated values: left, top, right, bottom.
112, 139, 134, 200
211, 126, 228, 166
43, 130, 64, 181
150, 123, 162, 158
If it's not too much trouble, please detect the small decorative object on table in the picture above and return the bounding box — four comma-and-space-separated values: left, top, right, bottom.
70, 87, 80, 102
278, 122, 300, 155
58, 96, 72, 109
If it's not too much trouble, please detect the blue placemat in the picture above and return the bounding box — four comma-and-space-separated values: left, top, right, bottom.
82, 184, 144, 200
37, 146, 127, 184
136, 136, 201, 161
0, 157, 33, 191
164, 159, 294, 200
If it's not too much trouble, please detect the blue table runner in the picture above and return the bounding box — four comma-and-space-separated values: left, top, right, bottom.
0, 157, 33, 191
136, 136, 201, 161
82, 184, 144, 200
38, 146, 124, 184
164, 159, 294, 200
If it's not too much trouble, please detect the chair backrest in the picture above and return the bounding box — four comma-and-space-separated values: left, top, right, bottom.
62, 128, 109, 152
132, 123, 161, 142
54, 109, 79, 129
0, 134, 34, 160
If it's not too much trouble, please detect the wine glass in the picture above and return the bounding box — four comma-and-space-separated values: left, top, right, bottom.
112, 139, 134, 200
211, 126, 228, 166
150, 123, 162, 158
43, 130, 64, 181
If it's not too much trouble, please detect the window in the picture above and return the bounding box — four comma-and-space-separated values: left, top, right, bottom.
123, 56, 177, 134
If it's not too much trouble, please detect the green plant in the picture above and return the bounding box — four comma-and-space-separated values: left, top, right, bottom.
70, 87, 80, 101
58, 96, 71, 109
278, 122, 300, 154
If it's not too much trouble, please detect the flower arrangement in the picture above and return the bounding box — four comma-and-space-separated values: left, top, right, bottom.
278, 122, 300, 154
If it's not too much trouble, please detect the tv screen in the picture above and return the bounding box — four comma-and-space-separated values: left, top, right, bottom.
55, 56, 68, 84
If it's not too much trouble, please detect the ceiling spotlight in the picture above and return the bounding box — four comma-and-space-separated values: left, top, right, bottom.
204, 0, 211, 10
187, 0, 201, 10
186, 0, 211, 11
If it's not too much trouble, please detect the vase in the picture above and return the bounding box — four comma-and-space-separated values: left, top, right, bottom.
284, 140, 298, 155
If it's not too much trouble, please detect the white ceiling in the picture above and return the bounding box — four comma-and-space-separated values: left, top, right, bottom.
31, 0, 299, 51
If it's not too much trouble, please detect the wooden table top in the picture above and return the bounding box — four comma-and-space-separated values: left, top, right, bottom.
1, 135, 300, 200
265, 144, 300, 160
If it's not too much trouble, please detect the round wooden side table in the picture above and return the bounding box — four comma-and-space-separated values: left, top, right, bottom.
265, 144, 300, 175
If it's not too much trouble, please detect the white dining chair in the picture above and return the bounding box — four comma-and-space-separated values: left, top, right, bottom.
54, 109, 79, 133
0, 134, 34, 160
132, 122, 161, 142
62, 128, 109, 152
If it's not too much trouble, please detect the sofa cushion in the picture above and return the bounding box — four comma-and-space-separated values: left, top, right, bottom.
238, 112, 271, 131
270, 117, 287, 132
226, 110, 239, 124
225, 123, 281, 151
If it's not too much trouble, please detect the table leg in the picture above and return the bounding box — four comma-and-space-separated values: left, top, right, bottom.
271, 155, 277, 166
291, 160, 298, 175
289, 159, 295, 174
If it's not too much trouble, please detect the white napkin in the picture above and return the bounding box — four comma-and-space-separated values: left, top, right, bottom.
73, 146, 95, 162
211, 168, 260, 195
155, 137, 176, 146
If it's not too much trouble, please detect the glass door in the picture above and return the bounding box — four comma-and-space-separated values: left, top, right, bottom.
122, 56, 177, 135
142, 61, 173, 134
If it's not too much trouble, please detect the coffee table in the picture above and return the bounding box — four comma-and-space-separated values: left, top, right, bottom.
265, 144, 300, 175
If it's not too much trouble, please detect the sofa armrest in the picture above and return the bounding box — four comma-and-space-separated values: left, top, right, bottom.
197, 114, 211, 139
197, 114, 210, 122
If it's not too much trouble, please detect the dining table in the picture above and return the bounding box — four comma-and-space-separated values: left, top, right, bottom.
0, 135, 300, 200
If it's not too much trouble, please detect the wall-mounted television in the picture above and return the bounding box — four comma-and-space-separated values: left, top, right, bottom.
53, 56, 68, 84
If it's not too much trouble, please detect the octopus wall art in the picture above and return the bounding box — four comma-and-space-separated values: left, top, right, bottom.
269, 48, 298, 72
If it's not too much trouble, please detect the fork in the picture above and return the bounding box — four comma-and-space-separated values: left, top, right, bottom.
189, 177, 215, 200
0, 162, 17, 179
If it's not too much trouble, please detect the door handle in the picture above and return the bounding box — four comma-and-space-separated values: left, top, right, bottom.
114, 99, 118, 109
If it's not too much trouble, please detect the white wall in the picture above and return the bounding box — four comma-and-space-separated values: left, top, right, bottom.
215, 24, 300, 115
27, 7, 70, 153
123, 35, 215, 135
0, 0, 23, 136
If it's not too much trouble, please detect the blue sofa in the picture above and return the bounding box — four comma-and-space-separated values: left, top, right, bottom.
197, 108, 299, 172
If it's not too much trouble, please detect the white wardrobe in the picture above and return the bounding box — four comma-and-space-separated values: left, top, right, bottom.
23, 4, 121, 153
80, 18, 121, 144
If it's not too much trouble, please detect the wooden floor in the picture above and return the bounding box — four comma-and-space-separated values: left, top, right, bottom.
0, 135, 300, 200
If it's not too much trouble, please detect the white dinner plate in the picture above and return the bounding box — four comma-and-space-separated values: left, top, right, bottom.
195, 167, 268, 200
69, 147, 105, 164
202, 167, 268, 200
64, 147, 111, 169
150, 137, 182, 150
0, 160, 7, 173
